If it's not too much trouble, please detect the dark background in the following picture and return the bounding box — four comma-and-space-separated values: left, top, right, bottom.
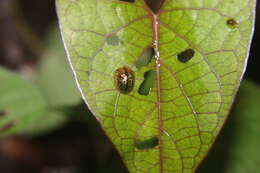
0, 1, 259, 173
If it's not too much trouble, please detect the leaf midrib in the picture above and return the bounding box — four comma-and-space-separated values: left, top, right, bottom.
146, 2, 165, 171
151, 14, 164, 173
144, 0, 169, 171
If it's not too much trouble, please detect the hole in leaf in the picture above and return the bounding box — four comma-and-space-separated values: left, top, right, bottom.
177, 48, 195, 63
135, 47, 154, 69
114, 66, 135, 94
106, 34, 120, 46
226, 18, 238, 29
144, 0, 165, 14
0, 122, 14, 132
135, 136, 159, 150
138, 70, 156, 96
119, 0, 134, 2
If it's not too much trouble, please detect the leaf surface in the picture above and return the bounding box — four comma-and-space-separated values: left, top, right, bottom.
56, 0, 255, 172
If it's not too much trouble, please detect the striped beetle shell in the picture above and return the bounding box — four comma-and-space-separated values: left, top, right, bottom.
114, 66, 135, 94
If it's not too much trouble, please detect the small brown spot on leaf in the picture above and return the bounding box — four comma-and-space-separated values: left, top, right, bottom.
135, 136, 159, 150
226, 18, 238, 29
177, 49, 195, 63
114, 66, 135, 94
106, 34, 120, 46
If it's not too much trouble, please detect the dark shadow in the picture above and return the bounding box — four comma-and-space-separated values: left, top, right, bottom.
144, 0, 165, 14
245, 1, 260, 83
119, 0, 135, 3
196, 91, 246, 173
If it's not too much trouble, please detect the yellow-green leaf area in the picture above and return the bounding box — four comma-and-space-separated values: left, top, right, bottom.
56, 0, 255, 172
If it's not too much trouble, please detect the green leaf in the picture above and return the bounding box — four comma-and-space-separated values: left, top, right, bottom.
23, 109, 68, 136
224, 81, 260, 173
24, 27, 81, 136
56, 0, 255, 172
0, 67, 47, 137
37, 27, 81, 107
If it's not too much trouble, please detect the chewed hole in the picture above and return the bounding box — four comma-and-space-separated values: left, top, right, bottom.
138, 70, 156, 96
226, 18, 238, 29
135, 47, 154, 69
106, 34, 120, 46
135, 136, 159, 150
114, 66, 135, 94
177, 48, 195, 63
0, 122, 14, 132
119, 0, 134, 2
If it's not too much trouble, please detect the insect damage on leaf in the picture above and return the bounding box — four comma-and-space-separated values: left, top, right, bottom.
135, 47, 154, 69
114, 66, 135, 94
226, 18, 238, 29
56, 0, 256, 172
135, 136, 159, 150
138, 70, 156, 96
177, 48, 195, 63
106, 34, 120, 46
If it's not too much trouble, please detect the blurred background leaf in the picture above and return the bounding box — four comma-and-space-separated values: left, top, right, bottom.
22, 109, 68, 137
22, 27, 82, 136
0, 27, 82, 137
36, 27, 81, 107
0, 67, 47, 137
225, 81, 260, 173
